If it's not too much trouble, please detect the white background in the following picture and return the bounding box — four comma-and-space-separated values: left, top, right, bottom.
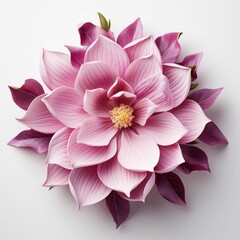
0, 0, 239, 239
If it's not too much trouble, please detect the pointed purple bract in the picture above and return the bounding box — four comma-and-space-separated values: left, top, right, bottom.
117, 18, 143, 47
65, 45, 86, 68
8, 129, 52, 154
9, 79, 44, 110
188, 88, 223, 109
155, 172, 186, 206
106, 191, 130, 228
78, 22, 114, 47
155, 32, 182, 63
198, 121, 228, 145
178, 144, 210, 174
178, 53, 203, 80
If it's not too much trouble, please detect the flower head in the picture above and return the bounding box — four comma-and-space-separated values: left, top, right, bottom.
9, 14, 228, 228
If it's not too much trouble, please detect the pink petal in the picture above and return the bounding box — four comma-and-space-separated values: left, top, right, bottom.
9, 79, 45, 110
135, 73, 173, 111
117, 18, 143, 47
118, 129, 159, 172
84, 35, 130, 76
136, 112, 187, 146
124, 35, 162, 64
119, 172, 155, 202
68, 128, 117, 168
155, 32, 182, 63
110, 91, 136, 106
163, 63, 191, 108
8, 129, 52, 154
43, 164, 71, 187
18, 94, 64, 134
124, 55, 162, 89
75, 61, 118, 95
107, 77, 134, 97
40, 49, 78, 90
83, 88, 114, 117
42, 87, 88, 128
77, 117, 117, 146
133, 98, 158, 126
69, 166, 111, 208
78, 22, 114, 47
98, 157, 147, 197
65, 45, 86, 68
155, 143, 185, 173
171, 99, 211, 144
107, 77, 136, 105
46, 127, 73, 169
178, 53, 203, 80
188, 88, 223, 109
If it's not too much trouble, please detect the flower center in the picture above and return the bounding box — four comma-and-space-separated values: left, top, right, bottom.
109, 104, 135, 129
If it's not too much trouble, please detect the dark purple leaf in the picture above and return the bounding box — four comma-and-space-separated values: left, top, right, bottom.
65, 45, 86, 68
188, 88, 223, 109
155, 172, 186, 206
106, 191, 130, 228
155, 32, 182, 63
78, 22, 114, 47
178, 145, 210, 174
8, 129, 53, 154
9, 79, 45, 110
188, 140, 199, 145
178, 53, 203, 80
117, 18, 143, 47
198, 121, 228, 145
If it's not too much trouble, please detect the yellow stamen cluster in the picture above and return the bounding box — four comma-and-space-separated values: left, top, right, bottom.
109, 104, 135, 129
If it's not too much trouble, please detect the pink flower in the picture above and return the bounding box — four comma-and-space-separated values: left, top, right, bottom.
23, 33, 210, 201
9, 16, 228, 228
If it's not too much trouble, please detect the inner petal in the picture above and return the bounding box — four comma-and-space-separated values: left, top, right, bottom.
107, 77, 134, 98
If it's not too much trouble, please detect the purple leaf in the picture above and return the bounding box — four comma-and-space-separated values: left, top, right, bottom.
8, 129, 53, 154
9, 79, 45, 110
155, 32, 182, 63
106, 191, 130, 228
117, 18, 143, 47
198, 121, 228, 145
155, 172, 186, 206
188, 88, 223, 109
178, 53, 203, 80
178, 144, 210, 174
65, 45, 86, 68
78, 22, 114, 47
